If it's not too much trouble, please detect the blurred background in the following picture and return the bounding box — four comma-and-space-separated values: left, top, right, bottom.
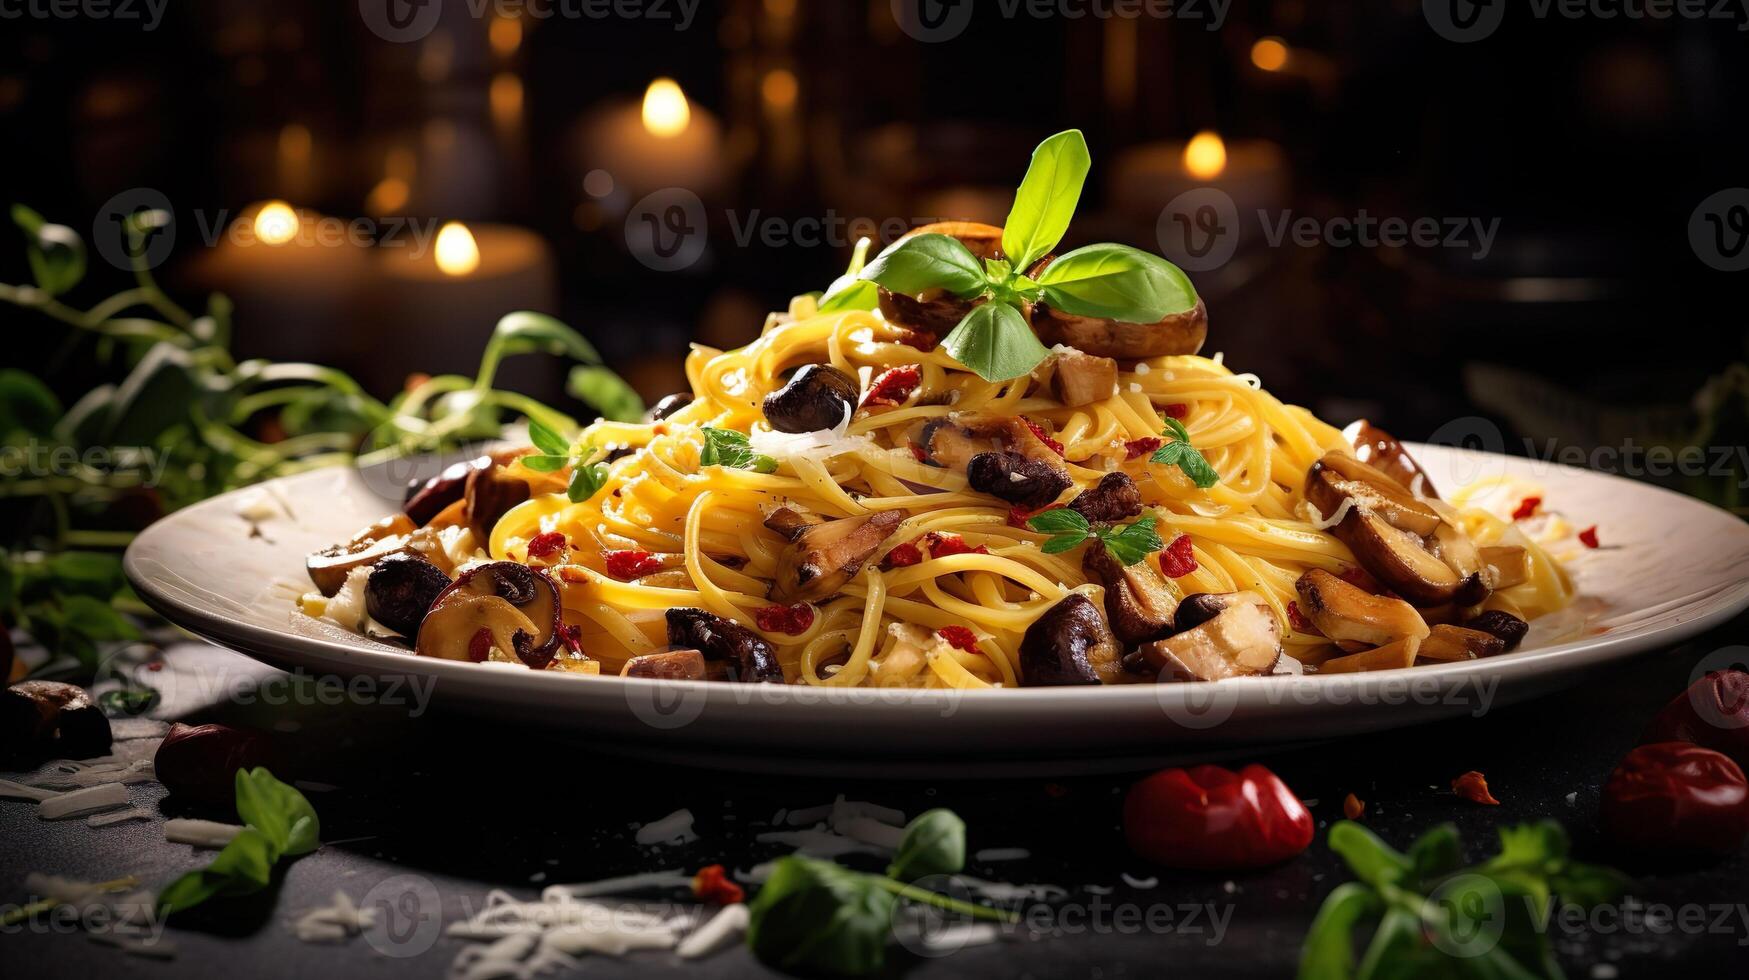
2, 0, 1746, 509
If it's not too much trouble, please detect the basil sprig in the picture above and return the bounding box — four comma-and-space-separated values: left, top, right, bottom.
1026, 509, 1165, 566
1149, 418, 1220, 489
855, 130, 1198, 383
157, 767, 321, 916
747, 807, 1011, 976
523, 417, 612, 502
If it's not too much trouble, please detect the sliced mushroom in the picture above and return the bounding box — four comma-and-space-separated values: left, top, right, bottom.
647, 391, 694, 422
910, 413, 1066, 471
1417, 624, 1505, 662
1, 680, 111, 763
1308, 453, 1442, 536
1069, 472, 1143, 524
404, 456, 491, 526
364, 553, 452, 638
620, 648, 711, 681
1019, 593, 1123, 686
666, 608, 785, 683
1083, 545, 1179, 647
876, 222, 1003, 346
770, 510, 905, 604
1294, 569, 1430, 649
416, 562, 566, 669
763, 364, 859, 433
1342, 420, 1438, 498
1173, 593, 1230, 633
966, 451, 1073, 508
1480, 546, 1531, 590
1463, 610, 1529, 651
763, 507, 824, 542
1133, 591, 1280, 682
1051, 350, 1118, 407
1032, 297, 1208, 360
465, 451, 533, 542
1319, 636, 1419, 674
307, 514, 418, 596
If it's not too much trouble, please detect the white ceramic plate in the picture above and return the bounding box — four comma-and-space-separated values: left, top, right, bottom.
123, 445, 1749, 776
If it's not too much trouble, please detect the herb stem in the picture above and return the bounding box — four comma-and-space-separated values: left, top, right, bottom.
871, 878, 1017, 923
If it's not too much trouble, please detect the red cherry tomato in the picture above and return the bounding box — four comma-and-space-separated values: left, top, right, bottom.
1641, 669, 1749, 771
1600, 742, 1749, 860
1123, 763, 1315, 870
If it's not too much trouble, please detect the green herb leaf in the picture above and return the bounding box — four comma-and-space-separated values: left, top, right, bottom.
1328, 821, 1411, 890
747, 856, 897, 977
527, 418, 570, 456
568, 461, 609, 502
1036, 243, 1196, 323
1150, 418, 1220, 489
568, 365, 645, 424
859, 233, 987, 298
1001, 129, 1092, 270
157, 767, 320, 916
1405, 823, 1464, 882
819, 237, 880, 312
13, 204, 86, 297
1094, 514, 1164, 566
940, 302, 1051, 383
1026, 508, 1090, 535
1297, 883, 1382, 980
887, 808, 966, 883
234, 767, 320, 857
699, 427, 777, 473
518, 453, 569, 473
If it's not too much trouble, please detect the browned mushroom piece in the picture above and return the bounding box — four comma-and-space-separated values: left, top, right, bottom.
1, 680, 112, 763
416, 562, 568, 669
965, 452, 1073, 509
1294, 569, 1430, 649
465, 451, 534, 542
1133, 591, 1281, 682
666, 608, 785, 683
404, 455, 492, 526
364, 553, 453, 638
876, 222, 1005, 346
1069, 472, 1144, 524
1051, 350, 1119, 407
769, 510, 905, 604
763, 364, 860, 433
647, 391, 694, 422
1019, 593, 1124, 686
1031, 297, 1208, 360
1341, 420, 1438, 498
620, 648, 711, 681
1304, 452, 1488, 608
909, 413, 1066, 471
1479, 546, 1532, 590
306, 513, 418, 597
1319, 636, 1419, 674
763, 507, 824, 542
1416, 624, 1506, 662
1463, 610, 1529, 651
1083, 545, 1179, 647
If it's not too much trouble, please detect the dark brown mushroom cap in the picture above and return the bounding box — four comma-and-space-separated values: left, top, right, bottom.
966, 451, 1073, 509
763, 364, 859, 434
666, 608, 784, 683
1342, 420, 1438, 499
1463, 610, 1529, 651
1031, 297, 1208, 360
647, 391, 695, 422
1, 680, 111, 763
1019, 593, 1123, 686
874, 222, 1003, 346
365, 553, 453, 639
770, 510, 905, 604
416, 562, 566, 669
1069, 472, 1143, 524
306, 514, 418, 597
910, 413, 1066, 471
404, 455, 491, 526
1083, 544, 1180, 648
465, 452, 533, 543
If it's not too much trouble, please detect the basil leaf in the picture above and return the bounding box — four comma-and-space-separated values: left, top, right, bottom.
568, 365, 645, 423
1297, 882, 1382, 980
1328, 821, 1412, 890
818, 278, 877, 313
1096, 514, 1164, 566
1150, 418, 1220, 489
940, 302, 1051, 383
518, 454, 569, 473
747, 856, 896, 977
157, 827, 279, 915
1039, 533, 1088, 555
527, 418, 570, 456
568, 461, 609, 501
887, 808, 966, 882
699, 427, 777, 472
1037, 243, 1196, 323
1025, 508, 1090, 535
483, 311, 602, 367
1002, 129, 1091, 270
859, 234, 986, 298
234, 767, 320, 857
1404, 823, 1464, 884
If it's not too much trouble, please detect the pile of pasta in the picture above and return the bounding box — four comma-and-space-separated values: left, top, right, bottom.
474, 295, 1573, 689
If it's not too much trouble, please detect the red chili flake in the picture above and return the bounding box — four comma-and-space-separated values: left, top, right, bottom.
1286, 601, 1314, 633
467, 627, 494, 662
604, 549, 663, 580
526, 531, 568, 559
1511, 496, 1542, 521
1124, 437, 1163, 460
755, 602, 816, 635
1343, 793, 1366, 820
880, 540, 923, 569
691, 865, 744, 905
862, 364, 922, 407
1451, 770, 1500, 806
1023, 418, 1066, 457
1007, 503, 1059, 528
936, 625, 980, 653
1159, 534, 1198, 578
1578, 525, 1600, 549
908, 441, 928, 462
560, 624, 585, 656
1163, 403, 1189, 420
923, 531, 988, 558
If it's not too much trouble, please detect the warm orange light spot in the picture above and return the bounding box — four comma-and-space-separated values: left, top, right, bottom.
435, 222, 480, 276
253, 201, 299, 245
366, 178, 409, 216
489, 16, 522, 57
761, 68, 798, 111
641, 78, 690, 138
490, 72, 523, 121
1184, 131, 1227, 180
1251, 37, 1289, 72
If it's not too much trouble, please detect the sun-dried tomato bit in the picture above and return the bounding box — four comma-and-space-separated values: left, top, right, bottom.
559, 624, 585, 656
936, 625, 980, 653
1286, 600, 1317, 634
1342, 792, 1366, 820
923, 531, 989, 558
467, 627, 494, 663
1023, 418, 1066, 457
1159, 534, 1198, 578
526, 531, 569, 560
907, 441, 928, 462
879, 541, 923, 569
1511, 496, 1543, 521
691, 865, 744, 905
1008, 503, 1059, 528
1163, 403, 1190, 420
862, 364, 922, 407
1451, 770, 1500, 805
754, 602, 816, 635
603, 549, 664, 580
1578, 525, 1599, 549
1123, 436, 1163, 460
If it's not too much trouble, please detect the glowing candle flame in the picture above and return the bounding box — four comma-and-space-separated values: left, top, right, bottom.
641, 78, 690, 138
434, 222, 480, 276
253, 201, 299, 246
1184, 131, 1227, 181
